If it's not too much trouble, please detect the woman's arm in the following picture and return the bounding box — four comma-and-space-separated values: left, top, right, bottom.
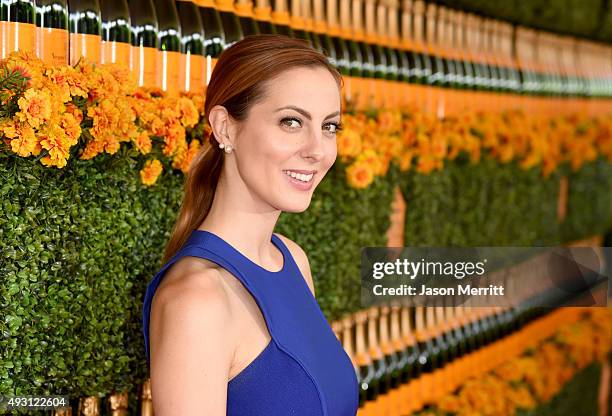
149, 269, 235, 415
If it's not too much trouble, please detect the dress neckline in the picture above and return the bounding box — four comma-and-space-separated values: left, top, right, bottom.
193, 229, 287, 275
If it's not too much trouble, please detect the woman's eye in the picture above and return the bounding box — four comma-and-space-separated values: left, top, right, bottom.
325, 122, 344, 135
281, 117, 302, 129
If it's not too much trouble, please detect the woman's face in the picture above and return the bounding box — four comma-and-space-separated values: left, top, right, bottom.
228, 66, 341, 213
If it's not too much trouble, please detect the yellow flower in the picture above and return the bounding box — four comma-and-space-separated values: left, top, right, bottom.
357, 148, 385, 176
140, 159, 163, 186
176, 97, 199, 128
336, 127, 362, 160
173, 138, 202, 173
133, 130, 152, 154
59, 112, 82, 145
346, 159, 375, 189
17, 88, 52, 128
38, 124, 72, 168
1, 120, 39, 157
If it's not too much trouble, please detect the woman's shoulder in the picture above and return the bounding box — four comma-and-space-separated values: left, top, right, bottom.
151, 257, 235, 336
274, 233, 316, 297
155, 255, 231, 300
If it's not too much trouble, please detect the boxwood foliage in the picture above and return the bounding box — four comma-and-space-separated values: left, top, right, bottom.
0, 148, 610, 405
516, 360, 602, 416
400, 155, 612, 247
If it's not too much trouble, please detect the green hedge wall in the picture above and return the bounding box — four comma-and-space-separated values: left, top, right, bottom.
516, 360, 602, 416
1, 150, 611, 403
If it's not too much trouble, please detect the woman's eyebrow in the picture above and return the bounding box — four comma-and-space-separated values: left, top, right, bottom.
274, 105, 340, 121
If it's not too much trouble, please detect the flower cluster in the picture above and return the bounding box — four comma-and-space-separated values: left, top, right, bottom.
0, 51, 203, 186
338, 108, 612, 189
423, 308, 612, 416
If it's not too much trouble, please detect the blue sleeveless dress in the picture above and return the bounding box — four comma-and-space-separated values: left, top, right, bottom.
142, 229, 359, 416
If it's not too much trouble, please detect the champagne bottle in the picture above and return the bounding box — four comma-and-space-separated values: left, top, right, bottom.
350, 0, 375, 110
490, 19, 510, 94
390, 302, 410, 415
367, 307, 389, 414
35, 0, 69, 65
325, 0, 350, 76
100, 0, 131, 65
434, 303, 453, 396
355, 310, 378, 414
301, 0, 322, 52
482, 18, 501, 93
337, 0, 360, 110
397, 0, 419, 110
128, 0, 158, 87
446, 9, 469, 114
424, 3, 443, 88
377, 0, 400, 109
68, 0, 102, 65
425, 305, 443, 405
411, 0, 431, 114
311, 0, 336, 67
216, 0, 243, 48
196, 0, 223, 85
450, 10, 467, 89
379, 305, 402, 415
390, 0, 410, 110
499, 21, 520, 95
235, 0, 259, 36
251, 0, 273, 34
1, 0, 36, 59
153, 0, 181, 93
465, 13, 485, 92
438, 6, 461, 89
270, 0, 292, 37
443, 304, 463, 395
289, 0, 309, 43
436, 6, 456, 88
455, 11, 475, 91
176, 0, 205, 92
436, 5, 456, 115
399, 302, 422, 413
341, 315, 357, 375
364, 0, 386, 109
474, 15, 493, 93
406, 0, 426, 85
415, 305, 434, 406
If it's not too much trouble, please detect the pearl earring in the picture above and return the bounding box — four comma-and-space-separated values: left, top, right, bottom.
224, 144, 233, 153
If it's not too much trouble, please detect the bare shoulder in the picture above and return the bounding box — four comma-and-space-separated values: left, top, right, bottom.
274, 233, 316, 297
149, 257, 235, 415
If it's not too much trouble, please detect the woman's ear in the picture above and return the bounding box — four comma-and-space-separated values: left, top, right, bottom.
208, 105, 236, 148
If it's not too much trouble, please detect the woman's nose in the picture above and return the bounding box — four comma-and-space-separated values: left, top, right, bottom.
300, 129, 326, 161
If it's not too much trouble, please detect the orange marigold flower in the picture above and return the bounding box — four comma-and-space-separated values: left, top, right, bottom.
38, 125, 72, 168
134, 130, 152, 154
176, 97, 199, 128
17, 88, 52, 128
346, 159, 375, 189
336, 127, 362, 160
140, 158, 163, 186
59, 112, 82, 145
1, 120, 38, 157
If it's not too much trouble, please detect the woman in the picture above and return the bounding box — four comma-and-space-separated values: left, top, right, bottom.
141, 34, 359, 415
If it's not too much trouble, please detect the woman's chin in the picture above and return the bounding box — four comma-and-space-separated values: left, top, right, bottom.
279, 198, 312, 213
